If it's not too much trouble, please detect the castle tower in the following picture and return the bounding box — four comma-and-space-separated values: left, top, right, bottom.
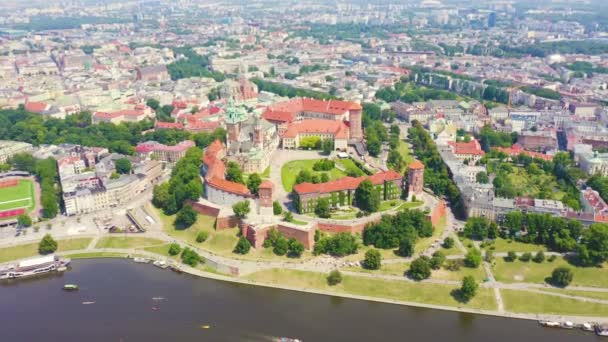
258, 180, 274, 216
227, 122, 239, 143
407, 159, 425, 200
254, 114, 263, 146
349, 108, 363, 141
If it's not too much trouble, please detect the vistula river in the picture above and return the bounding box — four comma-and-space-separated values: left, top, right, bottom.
0, 259, 602, 341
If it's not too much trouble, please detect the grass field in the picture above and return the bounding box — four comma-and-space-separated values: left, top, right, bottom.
493, 257, 608, 288
0, 179, 36, 212
502, 289, 608, 316
0, 238, 92, 263
336, 159, 366, 176
540, 288, 608, 301
481, 238, 547, 253
245, 268, 497, 311
281, 159, 346, 192
398, 141, 414, 165
414, 216, 447, 254
95, 236, 165, 249
344, 261, 487, 281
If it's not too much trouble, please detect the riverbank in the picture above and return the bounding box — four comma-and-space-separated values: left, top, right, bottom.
56, 250, 607, 325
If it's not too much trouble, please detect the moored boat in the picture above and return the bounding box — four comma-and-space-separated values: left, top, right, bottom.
596, 323, 608, 336
581, 323, 594, 331
0, 255, 71, 280
133, 257, 150, 263
539, 321, 560, 328
153, 260, 168, 269
561, 321, 575, 329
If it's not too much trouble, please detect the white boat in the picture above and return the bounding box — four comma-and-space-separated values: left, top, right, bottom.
0, 255, 70, 280
539, 321, 560, 328
581, 323, 594, 331
82, 301, 96, 305
153, 260, 168, 269
133, 257, 150, 263
561, 321, 575, 329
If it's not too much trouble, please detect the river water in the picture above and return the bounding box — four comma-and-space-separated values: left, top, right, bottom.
0, 259, 602, 341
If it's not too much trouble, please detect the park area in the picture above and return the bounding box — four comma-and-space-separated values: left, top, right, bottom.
281, 159, 347, 192
0, 178, 36, 214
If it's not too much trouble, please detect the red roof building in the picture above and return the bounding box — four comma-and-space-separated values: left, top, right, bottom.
448, 139, 485, 161
293, 170, 403, 214
495, 144, 553, 161
202, 139, 253, 201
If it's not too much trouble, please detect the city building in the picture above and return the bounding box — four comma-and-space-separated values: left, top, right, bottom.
0, 141, 32, 163
135, 140, 195, 163
447, 139, 485, 162
292, 170, 403, 214
407, 160, 424, 200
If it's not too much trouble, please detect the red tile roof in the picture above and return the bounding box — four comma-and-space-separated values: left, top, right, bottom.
283, 119, 349, 139
448, 139, 485, 156
25, 101, 49, 113
494, 144, 553, 161
408, 160, 425, 170
262, 98, 362, 123
202, 139, 251, 197
260, 180, 273, 189
293, 170, 402, 195
155, 121, 184, 130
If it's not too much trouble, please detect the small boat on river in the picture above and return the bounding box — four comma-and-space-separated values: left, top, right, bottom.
63, 284, 79, 291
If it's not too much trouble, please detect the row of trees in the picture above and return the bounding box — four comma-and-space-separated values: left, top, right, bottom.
263, 228, 305, 258
0, 108, 227, 155
152, 147, 203, 217
362, 209, 433, 253
408, 121, 463, 216
313, 232, 359, 257
251, 78, 336, 100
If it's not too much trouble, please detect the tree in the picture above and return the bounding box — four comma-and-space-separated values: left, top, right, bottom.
533, 251, 545, 263
273, 236, 289, 256
327, 270, 343, 286
322, 139, 334, 155
234, 237, 251, 254
430, 251, 446, 270
550, 267, 573, 287
475, 171, 489, 184
232, 201, 250, 218
315, 197, 331, 218
226, 161, 244, 184
459, 276, 478, 302
367, 136, 381, 157
175, 205, 197, 228
519, 252, 532, 262
168, 243, 182, 256
17, 214, 32, 227
409, 256, 431, 280
196, 231, 209, 243
273, 201, 283, 215
354, 179, 380, 212
247, 173, 262, 195
505, 251, 517, 262
579, 223, 608, 266
180, 247, 201, 267
287, 239, 305, 258
38, 234, 57, 255
397, 237, 414, 257
283, 211, 293, 222
115, 158, 132, 174
146, 98, 160, 110
364, 249, 382, 270
442, 237, 454, 249
464, 249, 482, 268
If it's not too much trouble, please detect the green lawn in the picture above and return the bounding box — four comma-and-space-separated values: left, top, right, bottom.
541, 288, 608, 301
481, 238, 547, 253
414, 216, 447, 254
502, 289, 608, 316
0, 179, 35, 212
398, 141, 414, 165
493, 257, 608, 288
143, 244, 178, 259
337, 158, 366, 176
0, 238, 92, 263
95, 236, 165, 249
245, 268, 496, 311
497, 166, 565, 201
69, 252, 128, 259
281, 159, 346, 192
344, 261, 487, 282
